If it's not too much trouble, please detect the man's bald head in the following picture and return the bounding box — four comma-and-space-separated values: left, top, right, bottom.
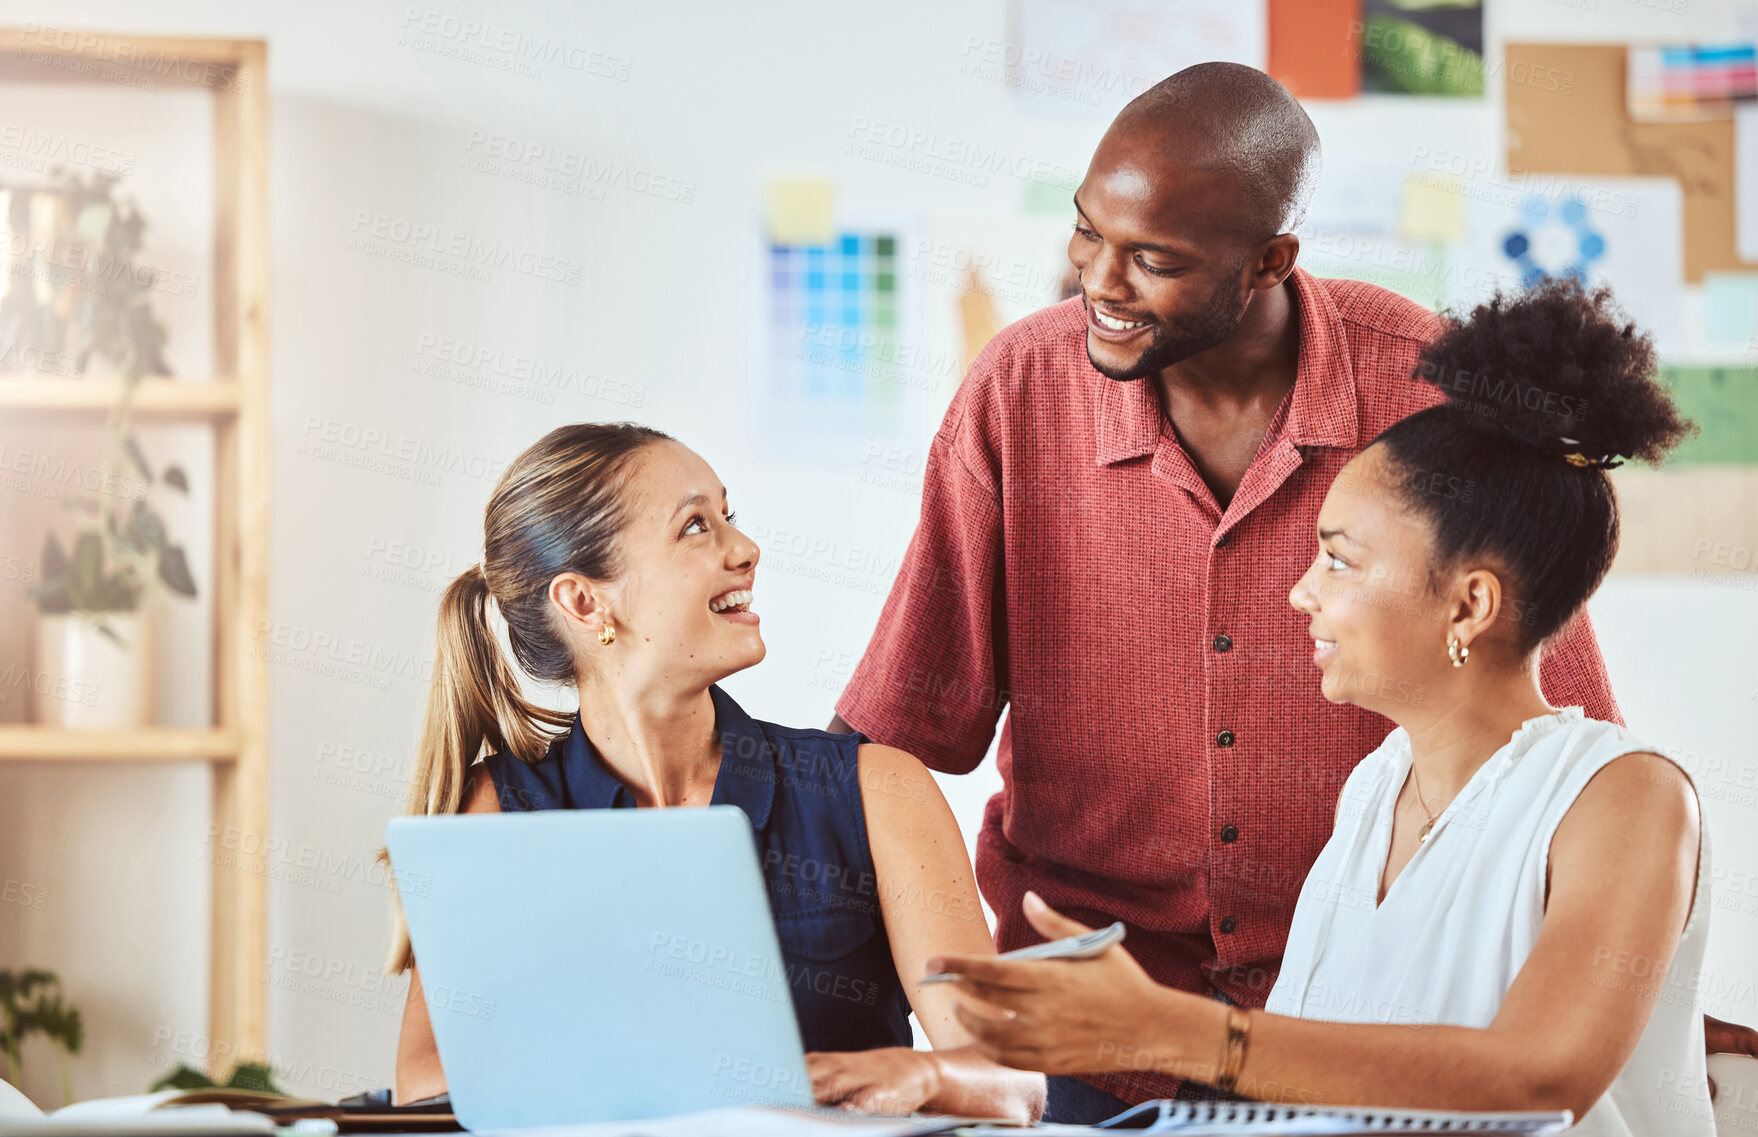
1114, 62, 1321, 238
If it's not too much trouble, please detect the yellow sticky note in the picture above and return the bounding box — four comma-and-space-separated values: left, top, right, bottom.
764, 176, 837, 245
1400, 174, 1466, 244
959, 269, 1003, 379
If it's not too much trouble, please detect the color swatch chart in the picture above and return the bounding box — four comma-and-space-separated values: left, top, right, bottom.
756, 229, 911, 459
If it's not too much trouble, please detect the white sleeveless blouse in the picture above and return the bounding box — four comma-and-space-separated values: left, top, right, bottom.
1265, 708, 1713, 1136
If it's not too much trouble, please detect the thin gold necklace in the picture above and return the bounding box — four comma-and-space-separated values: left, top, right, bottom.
1410, 763, 1440, 844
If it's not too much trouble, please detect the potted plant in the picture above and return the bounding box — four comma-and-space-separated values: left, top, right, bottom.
0, 969, 83, 1108
2, 168, 195, 728
28, 475, 197, 728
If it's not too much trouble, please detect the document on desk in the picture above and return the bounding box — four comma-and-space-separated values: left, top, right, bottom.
480, 1104, 995, 1137
955, 1099, 1572, 1135
0, 1104, 277, 1137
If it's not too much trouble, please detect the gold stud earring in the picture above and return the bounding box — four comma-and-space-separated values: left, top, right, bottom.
598, 622, 616, 646
1447, 637, 1468, 667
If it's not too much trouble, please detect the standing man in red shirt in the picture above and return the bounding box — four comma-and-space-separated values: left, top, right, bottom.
827, 63, 1647, 1121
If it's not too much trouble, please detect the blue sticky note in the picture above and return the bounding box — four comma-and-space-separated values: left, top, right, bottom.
1703, 274, 1758, 345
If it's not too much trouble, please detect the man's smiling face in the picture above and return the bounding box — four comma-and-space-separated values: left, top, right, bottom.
1067, 126, 1265, 383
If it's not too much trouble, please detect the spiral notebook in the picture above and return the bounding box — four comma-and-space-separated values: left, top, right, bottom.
954, 1099, 1573, 1135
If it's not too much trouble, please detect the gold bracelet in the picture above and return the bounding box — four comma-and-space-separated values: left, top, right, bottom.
1215, 1007, 1251, 1095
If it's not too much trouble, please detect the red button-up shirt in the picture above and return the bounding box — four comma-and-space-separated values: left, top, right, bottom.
836, 269, 1621, 1104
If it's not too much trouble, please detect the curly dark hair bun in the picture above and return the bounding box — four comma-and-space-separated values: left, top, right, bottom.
1371, 280, 1695, 653
1412, 278, 1691, 466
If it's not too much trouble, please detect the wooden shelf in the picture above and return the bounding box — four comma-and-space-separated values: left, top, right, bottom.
0, 30, 257, 90
0, 725, 240, 761
0, 28, 272, 1072
0, 378, 239, 419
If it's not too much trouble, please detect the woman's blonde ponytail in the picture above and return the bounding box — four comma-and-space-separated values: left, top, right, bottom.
386, 564, 570, 971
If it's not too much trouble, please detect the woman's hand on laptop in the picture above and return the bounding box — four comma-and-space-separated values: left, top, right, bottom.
926, 891, 1223, 1079
806, 1047, 941, 1115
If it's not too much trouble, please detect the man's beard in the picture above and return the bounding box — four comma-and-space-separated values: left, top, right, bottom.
1085, 280, 1250, 382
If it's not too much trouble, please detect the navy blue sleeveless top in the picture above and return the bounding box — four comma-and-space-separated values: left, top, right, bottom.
480, 684, 913, 1054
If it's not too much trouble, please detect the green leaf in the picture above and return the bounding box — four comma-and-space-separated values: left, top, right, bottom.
159, 546, 197, 598
127, 501, 167, 553
28, 577, 71, 614
223, 1063, 281, 1093
30, 993, 82, 1054
0, 970, 81, 1073
32, 533, 73, 611
92, 570, 139, 612
70, 533, 104, 608
149, 1064, 217, 1092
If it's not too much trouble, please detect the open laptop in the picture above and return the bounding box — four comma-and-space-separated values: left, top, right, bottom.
386, 807, 817, 1129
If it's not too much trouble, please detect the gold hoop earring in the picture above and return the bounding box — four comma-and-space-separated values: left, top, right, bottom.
598, 623, 616, 646
1447, 637, 1468, 667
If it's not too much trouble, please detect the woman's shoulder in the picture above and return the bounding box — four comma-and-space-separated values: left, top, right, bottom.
1546, 713, 1695, 822
739, 712, 866, 774
745, 713, 940, 815
477, 724, 575, 811
1535, 712, 1699, 862
751, 717, 864, 747
1526, 710, 1674, 787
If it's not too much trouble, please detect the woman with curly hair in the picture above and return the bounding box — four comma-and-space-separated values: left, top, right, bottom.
925, 280, 1713, 1135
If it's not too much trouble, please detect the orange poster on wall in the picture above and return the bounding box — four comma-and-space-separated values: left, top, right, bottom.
1268, 0, 1361, 100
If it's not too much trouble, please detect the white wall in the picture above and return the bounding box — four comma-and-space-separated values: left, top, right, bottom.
0, 0, 1754, 1121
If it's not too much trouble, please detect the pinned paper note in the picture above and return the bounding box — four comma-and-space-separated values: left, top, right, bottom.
763, 176, 836, 245
1400, 174, 1466, 243
1627, 44, 1758, 123
752, 218, 934, 463
1661, 367, 1758, 464
1703, 274, 1758, 345
958, 269, 1004, 379
1738, 105, 1758, 262
1361, 0, 1483, 96
1268, 0, 1360, 99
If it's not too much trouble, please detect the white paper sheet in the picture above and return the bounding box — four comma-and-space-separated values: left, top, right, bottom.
0, 1105, 275, 1136
1736, 104, 1758, 263
0, 1079, 45, 1122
